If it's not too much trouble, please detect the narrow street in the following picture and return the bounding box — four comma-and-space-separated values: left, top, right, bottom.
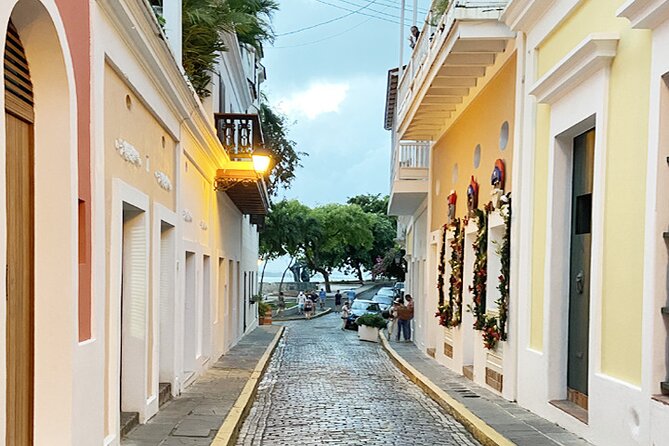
236, 314, 480, 446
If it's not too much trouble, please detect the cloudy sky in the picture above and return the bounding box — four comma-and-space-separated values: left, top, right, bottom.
262, 0, 431, 206
260, 0, 430, 279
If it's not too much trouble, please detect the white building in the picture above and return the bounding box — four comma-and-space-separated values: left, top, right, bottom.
0, 0, 270, 444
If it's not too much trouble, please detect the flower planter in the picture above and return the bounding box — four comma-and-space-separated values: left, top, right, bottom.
358, 325, 379, 342
259, 310, 272, 325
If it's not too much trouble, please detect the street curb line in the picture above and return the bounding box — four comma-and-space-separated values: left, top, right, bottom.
211, 326, 285, 446
379, 333, 515, 446
273, 307, 332, 321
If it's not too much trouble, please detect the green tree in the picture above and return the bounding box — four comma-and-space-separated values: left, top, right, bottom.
344, 194, 397, 283
301, 204, 373, 292
259, 102, 306, 197
259, 199, 312, 293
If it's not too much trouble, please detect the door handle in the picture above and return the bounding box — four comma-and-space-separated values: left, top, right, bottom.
576, 271, 584, 294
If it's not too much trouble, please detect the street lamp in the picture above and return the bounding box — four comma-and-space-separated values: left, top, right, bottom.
214, 147, 273, 192
252, 146, 272, 175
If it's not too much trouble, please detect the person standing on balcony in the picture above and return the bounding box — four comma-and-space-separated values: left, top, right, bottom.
409, 25, 420, 49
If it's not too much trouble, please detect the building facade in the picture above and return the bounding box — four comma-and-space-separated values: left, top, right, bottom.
387, 0, 669, 444
0, 0, 269, 444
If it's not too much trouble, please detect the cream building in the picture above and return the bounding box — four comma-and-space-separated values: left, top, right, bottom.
0, 0, 269, 444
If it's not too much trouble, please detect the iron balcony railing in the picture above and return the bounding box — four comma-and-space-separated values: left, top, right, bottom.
213, 113, 264, 159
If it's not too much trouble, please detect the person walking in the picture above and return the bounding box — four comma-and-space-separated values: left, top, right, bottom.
277, 292, 286, 316
334, 290, 342, 312
340, 301, 351, 330
319, 288, 327, 310
304, 296, 313, 320
297, 292, 306, 314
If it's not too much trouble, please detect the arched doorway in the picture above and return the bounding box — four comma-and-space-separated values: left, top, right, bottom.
4, 19, 35, 446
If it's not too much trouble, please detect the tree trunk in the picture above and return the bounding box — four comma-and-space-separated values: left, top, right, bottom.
258, 257, 269, 296
278, 256, 294, 295
356, 264, 364, 284
318, 269, 331, 293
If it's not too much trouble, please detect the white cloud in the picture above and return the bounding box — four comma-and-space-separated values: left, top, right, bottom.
277, 82, 350, 120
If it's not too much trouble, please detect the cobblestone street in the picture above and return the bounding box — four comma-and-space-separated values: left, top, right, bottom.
236, 314, 481, 446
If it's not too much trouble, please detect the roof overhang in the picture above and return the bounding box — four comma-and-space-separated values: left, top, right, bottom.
384, 67, 400, 130
215, 165, 270, 216
398, 18, 515, 141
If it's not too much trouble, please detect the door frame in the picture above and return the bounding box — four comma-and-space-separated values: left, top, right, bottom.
107, 179, 150, 436
542, 68, 609, 407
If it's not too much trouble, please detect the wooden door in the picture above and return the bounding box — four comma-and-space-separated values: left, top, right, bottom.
567, 129, 595, 410
5, 21, 35, 446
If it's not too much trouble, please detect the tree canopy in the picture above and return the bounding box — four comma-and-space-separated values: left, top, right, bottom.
181, 0, 278, 97
260, 196, 400, 291
259, 102, 306, 197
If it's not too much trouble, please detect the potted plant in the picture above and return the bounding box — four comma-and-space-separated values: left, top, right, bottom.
355, 314, 387, 343
257, 301, 272, 325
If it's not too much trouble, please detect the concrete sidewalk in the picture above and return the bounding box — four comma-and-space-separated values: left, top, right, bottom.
382, 336, 592, 446
122, 325, 282, 446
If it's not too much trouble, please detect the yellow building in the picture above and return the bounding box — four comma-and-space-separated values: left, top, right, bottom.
388, 0, 669, 444
386, 0, 520, 400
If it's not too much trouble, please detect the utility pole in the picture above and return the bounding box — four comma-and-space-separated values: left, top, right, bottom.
399, 0, 406, 78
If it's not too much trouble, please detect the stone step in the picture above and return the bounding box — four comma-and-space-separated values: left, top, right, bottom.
119, 411, 139, 438
159, 382, 172, 408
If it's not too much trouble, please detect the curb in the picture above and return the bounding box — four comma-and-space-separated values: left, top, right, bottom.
273, 307, 332, 321
211, 326, 285, 446
379, 333, 515, 446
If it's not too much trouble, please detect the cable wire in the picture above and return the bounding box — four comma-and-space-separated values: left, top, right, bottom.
313, 0, 411, 25
276, 0, 379, 37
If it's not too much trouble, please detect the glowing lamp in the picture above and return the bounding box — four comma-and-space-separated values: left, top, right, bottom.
252, 146, 272, 174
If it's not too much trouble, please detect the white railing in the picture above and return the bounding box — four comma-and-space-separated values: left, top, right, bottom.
396, 0, 509, 123
391, 141, 431, 187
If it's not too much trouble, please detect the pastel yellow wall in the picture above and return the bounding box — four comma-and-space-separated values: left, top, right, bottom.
104, 63, 177, 211
431, 55, 516, 231
531, 0, 650, 384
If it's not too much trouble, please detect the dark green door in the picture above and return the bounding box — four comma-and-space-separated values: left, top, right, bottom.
567, 129, 595, 403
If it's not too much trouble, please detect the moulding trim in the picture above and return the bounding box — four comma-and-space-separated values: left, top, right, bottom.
529, 33, 619, 104
154, 171, 173, 191
500, 0, 556, 32
114, 139, 142, 167
617, 0, 669, 30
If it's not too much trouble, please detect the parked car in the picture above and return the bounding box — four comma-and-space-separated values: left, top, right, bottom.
345, 300, 381, 330
393, 282, 404, 292
375, 287, 395, 299
372, 294, 394, 311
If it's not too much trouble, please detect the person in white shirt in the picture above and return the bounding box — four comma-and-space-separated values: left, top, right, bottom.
297, 292, 306, 314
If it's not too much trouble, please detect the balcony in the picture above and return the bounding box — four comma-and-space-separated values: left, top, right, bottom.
213, 113, 270, 216
396, 0, 513, 140
388, 141, 430, 216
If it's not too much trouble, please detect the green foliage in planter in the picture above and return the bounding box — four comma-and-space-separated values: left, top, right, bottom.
257, 300, 271, 317
355, 313, 387, 329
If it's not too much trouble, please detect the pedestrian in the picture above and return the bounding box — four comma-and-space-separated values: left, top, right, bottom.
304, 296, 313, 319
319, 288, 327, 309
387, 299, 401, 340
341, 301, 351, 330
334, 290, 342, 312
297, 291, 306, 314
405, 294, 415, 340
396, 300, 413, 342
277, 292, 286, 316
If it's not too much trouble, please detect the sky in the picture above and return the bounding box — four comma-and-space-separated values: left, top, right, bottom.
262, 0, 431, 206
260, 0, 430, 280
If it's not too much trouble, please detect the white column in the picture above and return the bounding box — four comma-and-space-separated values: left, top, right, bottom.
163, 0, 183, 63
